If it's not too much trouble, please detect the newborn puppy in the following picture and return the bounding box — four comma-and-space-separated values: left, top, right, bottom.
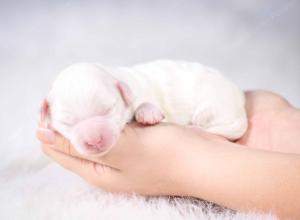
41, 60, 248, 156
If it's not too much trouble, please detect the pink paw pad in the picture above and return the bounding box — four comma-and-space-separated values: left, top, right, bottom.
135, 103, 165, 125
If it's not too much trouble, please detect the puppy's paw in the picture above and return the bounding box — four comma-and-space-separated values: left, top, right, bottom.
135, 103, 165, 125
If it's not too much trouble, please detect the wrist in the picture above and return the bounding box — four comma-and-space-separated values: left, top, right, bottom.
172, 128, 235, 199
166, 126, 216, 197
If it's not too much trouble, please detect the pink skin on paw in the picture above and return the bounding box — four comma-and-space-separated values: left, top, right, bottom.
73, 117, 119, 154
135, 103, 165, 125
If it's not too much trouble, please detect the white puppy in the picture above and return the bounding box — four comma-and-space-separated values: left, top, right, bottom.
41, 60, 247, 156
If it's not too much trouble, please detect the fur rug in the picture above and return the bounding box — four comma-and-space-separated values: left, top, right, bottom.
1, 1, 298, 219
0, 125, 277, 220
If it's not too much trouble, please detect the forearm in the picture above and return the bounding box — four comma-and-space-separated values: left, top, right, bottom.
177, 133, 300, 219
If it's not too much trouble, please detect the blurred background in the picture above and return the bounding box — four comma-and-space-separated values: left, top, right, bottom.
0, 0, 299, 161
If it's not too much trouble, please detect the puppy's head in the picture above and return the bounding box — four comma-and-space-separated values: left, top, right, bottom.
41, 63, 133, 156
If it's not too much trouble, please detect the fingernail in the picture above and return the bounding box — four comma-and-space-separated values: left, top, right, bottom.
38, 128, 55, 144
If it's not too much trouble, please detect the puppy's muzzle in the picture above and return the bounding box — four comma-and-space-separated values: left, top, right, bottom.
72, 116, 119, 155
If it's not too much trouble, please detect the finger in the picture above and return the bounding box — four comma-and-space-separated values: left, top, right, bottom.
41, 143, 94, 178
41, 144, 120, 190
36, 127, 55, 144
37, 128, 119, 168
36, 123, 141, 168
36, 128, 80, 157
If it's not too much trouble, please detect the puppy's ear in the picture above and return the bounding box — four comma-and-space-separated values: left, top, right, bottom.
40, 99, 50, 124
116, 81, 133, 106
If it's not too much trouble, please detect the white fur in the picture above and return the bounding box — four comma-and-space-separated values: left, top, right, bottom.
0, 116, 275, 220
0, 162, 277, 220
48, 60, 247, 155
0, 60, 275, 220
112, 60, 248, 139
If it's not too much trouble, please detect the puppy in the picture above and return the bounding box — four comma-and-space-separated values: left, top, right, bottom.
41, 60, 247, 156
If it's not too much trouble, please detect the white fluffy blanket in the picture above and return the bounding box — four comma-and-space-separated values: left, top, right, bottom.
1, 1, 298, 218
0, 124, 277, 220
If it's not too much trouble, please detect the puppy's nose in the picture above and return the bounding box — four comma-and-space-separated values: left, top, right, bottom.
85, 137, 104, 151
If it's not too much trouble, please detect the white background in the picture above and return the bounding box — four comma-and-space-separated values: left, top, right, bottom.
0, 0, 299, 163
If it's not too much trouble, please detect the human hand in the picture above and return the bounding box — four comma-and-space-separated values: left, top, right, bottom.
37, 90, 300, 219
236, 90, 300, 154
36, 90, 296, 196
37, 121, 222, 196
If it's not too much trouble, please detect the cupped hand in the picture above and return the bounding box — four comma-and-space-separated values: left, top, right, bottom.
36, 90, 298, 196
37, 121, 221, 196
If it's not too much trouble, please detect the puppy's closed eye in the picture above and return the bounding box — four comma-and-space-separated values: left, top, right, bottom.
97, 107, 112, 116
97, 99, 119, 116
60, 115, 77, 126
